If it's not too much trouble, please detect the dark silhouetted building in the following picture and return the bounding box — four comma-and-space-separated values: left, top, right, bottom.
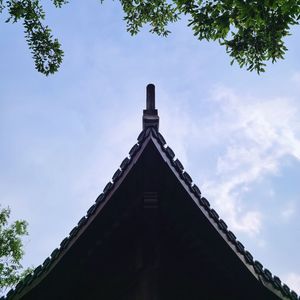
6, 85, 298, 300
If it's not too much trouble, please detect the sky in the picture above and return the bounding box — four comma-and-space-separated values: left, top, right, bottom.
1, 0, 300, 295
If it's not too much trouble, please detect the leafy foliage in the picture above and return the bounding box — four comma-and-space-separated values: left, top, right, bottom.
2, 0, 300, 74
4, 0, 66, 75
0, 207, 32, 295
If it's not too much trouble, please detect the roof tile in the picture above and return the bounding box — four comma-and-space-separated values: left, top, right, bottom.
273, 276, 282, 289
137, 130, 146, 142
283, 284, 291, 296
120, 157, 130, 170
157, 132, 166, 146
244, 251, 253, 264
78, 216, 88, 227
263, 269, 273, 282
60, 237, 70, 249
87, 204, 96, 217
226, 231, 236, 243
183, 171, 193, 186
174, 159, 184, 173
103, 182, 113, 194
209, 209, 219, 222
42, 257, 51, 269
129, 143, 140, 157
218, 219, 228, 231
50, 248, 60, 260
199, 197, 210, 209
254, 261, 263, 274
235, 241, 245, 254
69, 226, 79, 238
95, 193, 105, 204
112, 169, 122, 182
165, 146, 175, 160
33, 266, 43, 277
192, 184, 201, 197
291, 291, 298, 300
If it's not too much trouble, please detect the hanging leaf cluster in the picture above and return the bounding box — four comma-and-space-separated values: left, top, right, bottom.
2, 0, 300, 74
2, 0, 66, 75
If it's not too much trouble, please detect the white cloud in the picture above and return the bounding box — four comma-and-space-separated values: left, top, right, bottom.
200, 86, 300, 236
203, 178, 263, 236
283, 273, 300, 294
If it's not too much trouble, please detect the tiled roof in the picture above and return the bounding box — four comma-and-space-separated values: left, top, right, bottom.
4, 127, 299, 300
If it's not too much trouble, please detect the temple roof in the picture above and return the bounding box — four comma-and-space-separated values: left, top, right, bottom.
4, 85, 299, 300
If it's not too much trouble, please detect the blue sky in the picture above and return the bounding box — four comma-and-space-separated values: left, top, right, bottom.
1, 0, 300, 295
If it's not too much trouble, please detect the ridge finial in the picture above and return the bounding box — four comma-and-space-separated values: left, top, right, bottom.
143, 84, 159, 130
146, 84, 155, 110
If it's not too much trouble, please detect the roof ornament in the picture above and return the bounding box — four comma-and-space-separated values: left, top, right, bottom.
143, 83, 159, 131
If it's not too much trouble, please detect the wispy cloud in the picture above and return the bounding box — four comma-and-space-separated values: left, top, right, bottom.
200, 86, 300, 236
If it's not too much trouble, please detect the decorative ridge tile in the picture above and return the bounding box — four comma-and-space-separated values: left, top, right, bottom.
182, 171, 193, 186
157, 132, 166, 146
112, 169, 122, 182
129, 143, 140, 157
103, 181, 113, 194
86, 204, 96, 217
199, 197, 210, 209
192, 184, 201, 197
174, 158, 184, 173
120, 157, 130, 170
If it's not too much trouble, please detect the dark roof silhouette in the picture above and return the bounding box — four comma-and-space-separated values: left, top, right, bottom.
4, 84, 299, 300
